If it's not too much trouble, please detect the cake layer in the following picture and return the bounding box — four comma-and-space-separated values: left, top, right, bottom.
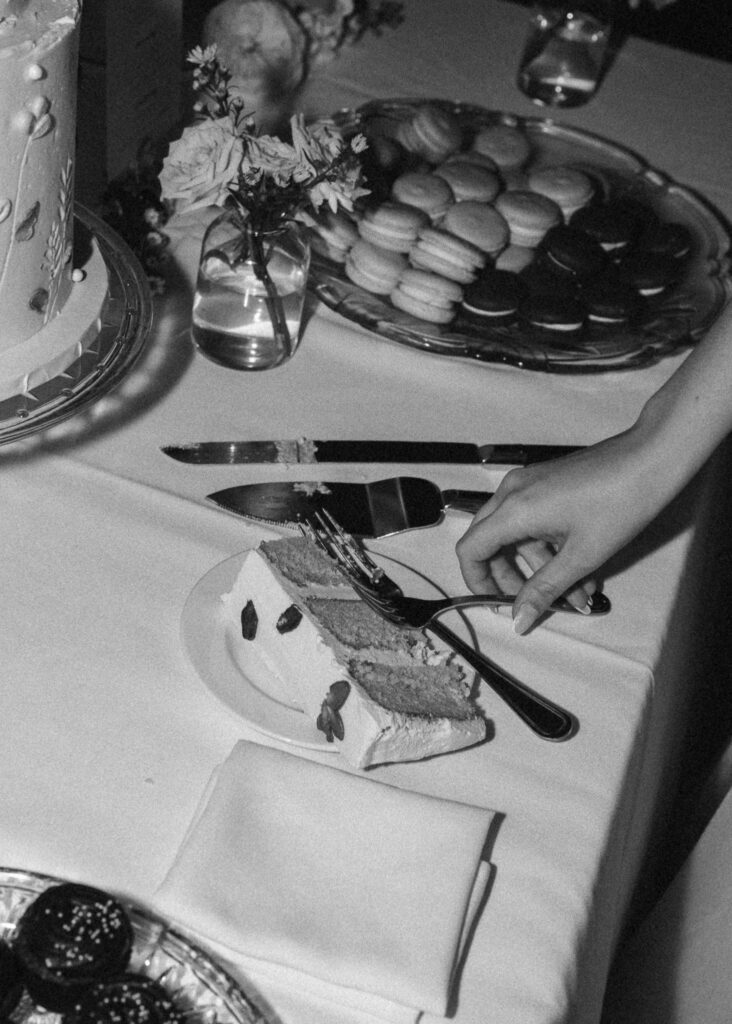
0, 236, 108, 400
0, 1, 81, 353
222, 538, 486, 768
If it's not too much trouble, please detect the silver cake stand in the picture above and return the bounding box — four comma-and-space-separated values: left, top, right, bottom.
0, 203, 153, 445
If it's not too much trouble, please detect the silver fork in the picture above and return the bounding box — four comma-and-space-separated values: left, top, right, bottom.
302, 510, 577, 742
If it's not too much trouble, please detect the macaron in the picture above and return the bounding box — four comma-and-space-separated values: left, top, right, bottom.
520, 292, 585, 335
616, 252, 679, 296
443, 150, 499, 172
397, 103, 463, 163
538, 224, 608, 279
570, 201, 642, 254
582, 275, 642, 326
495, 243, 535, 273
494, 190, 562, 247
345, 240, 408, 294
442, 200, 510, 257
461, 269, 526, 325
526, 166, 594, 219
308, 208, 359, 263
391, 268, 463, 324
358, 201, 429, 252
471, 124, 531, 171
409, 225, 486, 283
433, 162, 501, 203
391, 171, 455, 220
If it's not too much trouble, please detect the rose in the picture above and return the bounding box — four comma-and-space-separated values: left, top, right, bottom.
241, 134, 301, 186
159, 119, 244, 212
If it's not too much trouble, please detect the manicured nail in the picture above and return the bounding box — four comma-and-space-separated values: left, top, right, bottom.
513, 605, 537, 635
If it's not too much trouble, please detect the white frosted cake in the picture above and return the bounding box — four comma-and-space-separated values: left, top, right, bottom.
0, 1, 108, 401
222, 537, 486, 769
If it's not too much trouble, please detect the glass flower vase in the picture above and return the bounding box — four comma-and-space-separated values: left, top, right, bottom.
192, 209, 311, 371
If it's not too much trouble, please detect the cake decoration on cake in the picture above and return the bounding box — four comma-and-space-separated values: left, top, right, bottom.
0, 1, 109, 402
222, 536, 486, 768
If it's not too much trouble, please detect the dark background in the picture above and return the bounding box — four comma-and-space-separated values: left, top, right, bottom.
182, 0, 732, 62
505, 0, 732, 61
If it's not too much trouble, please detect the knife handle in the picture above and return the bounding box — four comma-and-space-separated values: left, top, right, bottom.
442, 490, 493, 515
477, 444, 580, 465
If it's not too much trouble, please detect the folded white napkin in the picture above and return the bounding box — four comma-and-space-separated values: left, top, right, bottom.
155, 741, 495, 1022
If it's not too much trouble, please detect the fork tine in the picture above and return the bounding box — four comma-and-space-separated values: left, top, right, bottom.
302, 508, 384, 588
319, 508, 383, 582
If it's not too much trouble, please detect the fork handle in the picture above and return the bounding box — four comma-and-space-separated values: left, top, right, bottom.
426, 619, 577, 741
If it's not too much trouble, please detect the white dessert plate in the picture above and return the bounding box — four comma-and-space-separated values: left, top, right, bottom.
309, 99, 731, 373
0, 866, 270, 1024
181, 542, 456, 751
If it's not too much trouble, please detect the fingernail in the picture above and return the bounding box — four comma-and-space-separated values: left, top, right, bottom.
513, 605, 537, 635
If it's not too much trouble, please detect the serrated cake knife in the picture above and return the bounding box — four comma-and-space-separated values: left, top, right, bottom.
162, 439, 580, 465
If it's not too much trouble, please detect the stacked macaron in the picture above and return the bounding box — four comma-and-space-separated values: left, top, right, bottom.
313, 101, 692, 335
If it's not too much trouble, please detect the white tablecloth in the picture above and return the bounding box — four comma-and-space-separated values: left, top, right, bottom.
2, 3, 731, 1023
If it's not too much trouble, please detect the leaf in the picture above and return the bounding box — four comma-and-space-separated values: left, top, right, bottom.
31, 113, 54, 141
16, 202, 40, 242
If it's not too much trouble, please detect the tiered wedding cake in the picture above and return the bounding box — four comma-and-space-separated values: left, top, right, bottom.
0, 1, 107, 401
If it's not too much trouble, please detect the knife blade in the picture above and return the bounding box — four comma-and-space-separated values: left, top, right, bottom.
162, 439, 580, 465
207, 477, 491, 537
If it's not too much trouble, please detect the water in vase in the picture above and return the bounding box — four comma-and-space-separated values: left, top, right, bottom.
192, 250, 307, 371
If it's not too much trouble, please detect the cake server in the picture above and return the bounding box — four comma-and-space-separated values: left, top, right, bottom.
207, 477, 490, 538
162, 439, 580, 465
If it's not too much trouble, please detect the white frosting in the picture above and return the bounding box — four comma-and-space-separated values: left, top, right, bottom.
0, 238, 107, 400
222, 547, 485, 769
0, 1, 81, 366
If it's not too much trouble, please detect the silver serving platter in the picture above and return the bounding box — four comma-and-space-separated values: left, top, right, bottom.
0, 204, 153, 444
308, 99, 731, 373
0, 867, 272, 1024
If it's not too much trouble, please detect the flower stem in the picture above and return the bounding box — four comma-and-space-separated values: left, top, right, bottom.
247, 221, 293, 357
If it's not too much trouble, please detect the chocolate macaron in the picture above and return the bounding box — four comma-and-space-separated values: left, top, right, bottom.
461, 269, 526, 325
538, 224, 608, 279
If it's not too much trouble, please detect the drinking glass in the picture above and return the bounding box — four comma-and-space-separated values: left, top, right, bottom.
517, 0, 616, 108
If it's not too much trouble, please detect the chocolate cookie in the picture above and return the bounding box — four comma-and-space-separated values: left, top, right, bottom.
0, 940, 25, 1018
66, 974, 183, 1024
461, 269, 526, 324
14, 883, 133, 1011
538, 225, 608, 279
582, 275, 642, 327
637, 220, 694, 260
616, 252, 679, 296
520, 292, 586, 335
570, 201, 643, 254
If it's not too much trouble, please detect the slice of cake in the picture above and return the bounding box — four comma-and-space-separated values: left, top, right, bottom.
221, 537, 486, 768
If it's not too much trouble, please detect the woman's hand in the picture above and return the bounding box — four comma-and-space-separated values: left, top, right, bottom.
456, 301, 732, 635
455, 430, 666, 634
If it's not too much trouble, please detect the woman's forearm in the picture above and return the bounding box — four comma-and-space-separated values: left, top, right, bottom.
631, 304, 732, 493
455, 301, 732, 632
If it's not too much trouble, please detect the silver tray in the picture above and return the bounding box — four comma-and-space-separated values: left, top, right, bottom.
0, 204, 153, 444
0, 866, 271, 1024
309, 99, 731, 373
